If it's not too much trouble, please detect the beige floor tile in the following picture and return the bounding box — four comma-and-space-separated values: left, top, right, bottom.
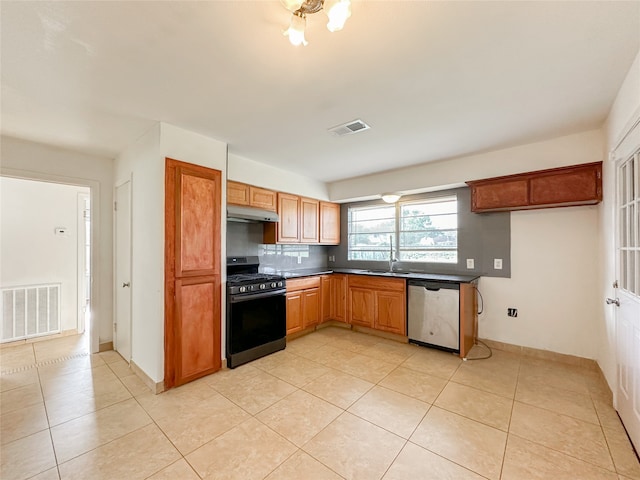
0, 344, 36, 373
435, 381, 513, 431
382, 441, 485, 480
120, 373, 152, 396
203, 363, 262, 391
303, 369, 374, 409
250, 350, 300, 371
37, 354, 106, 383
40, 364, 117, 399
146, 459, 200, 480
0, 402, 49, 445
0, 429, 57, 480
450, 362, 518, 398
257, 389, 342, 446
265, 450, 344, 480
510, 401, 614, 471
211, 370, 297, 414
410, 406, 506, 480
98, 350, 125, 364
267, 356, 331, 387
400, 347, 461, 380
289, 331, 333, 349
106, 358, 133, 378
332, 353, 397, 383
33, 335, 88, 363
603, 424, 640, 479
144, 390, 251, 455
379, 366, 447, 404
516, 379, 599, 424
594, 399, 627, 430
0, 381, 43, 414
310, 346, 360, 369
186, 417, 297, 480
502, 434, 618, 480
359, 342, 417, 365
303, 412, 405, 480
45, 376, 132, 426
136, 379, 219, 416
348, 386, 429, 438
51, 398, 152, 463
0, 367, 40, 393
519, 357, 591, 395
57, 424, 180, 480
30, 467, 60, 479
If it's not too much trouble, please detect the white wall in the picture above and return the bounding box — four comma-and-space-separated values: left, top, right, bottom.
115, 123, 227, 384
228, 153, 329, 200
600, 50, 640, 388
1, 136, 114, 350
329, 129, 605, 359
1, 177, 89, 333
329, 129, 603, 202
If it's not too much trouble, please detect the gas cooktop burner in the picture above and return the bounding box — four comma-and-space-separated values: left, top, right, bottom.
227, 273, 285, 285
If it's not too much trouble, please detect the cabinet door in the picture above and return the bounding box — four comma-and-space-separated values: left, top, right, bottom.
300, 197, 319, 243
286, 292, 303, 335
472, 179, 529, 211
302, 288, 320, 329
278, 193, 300, 243
319, 202, 340, 244
529, 165, 602, 206
348, 287, 375, 328
330, 274, 347, 322
227, 181, 249, 206
249, 186, 277, 211
165, 159, 222, 389
375, 290, 406, 335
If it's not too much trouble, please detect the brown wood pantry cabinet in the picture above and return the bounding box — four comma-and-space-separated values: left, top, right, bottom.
164, 158, 222, 389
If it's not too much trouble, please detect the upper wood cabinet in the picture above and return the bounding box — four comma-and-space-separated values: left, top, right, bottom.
300, 198, 319, 243
319, 202, 341, 244
466, 162, 602, 213
227, 181, 277, 211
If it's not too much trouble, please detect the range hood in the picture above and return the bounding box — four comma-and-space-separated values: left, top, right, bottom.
227, 205, 279, 223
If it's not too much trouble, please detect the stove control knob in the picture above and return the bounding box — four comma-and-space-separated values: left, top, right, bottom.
278, 281, 284, 287
271, 282, 277, 288
259, 283, 266, 290
239, 286, 246, 293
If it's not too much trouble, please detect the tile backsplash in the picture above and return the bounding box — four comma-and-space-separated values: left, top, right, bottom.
227, 222, 329, 271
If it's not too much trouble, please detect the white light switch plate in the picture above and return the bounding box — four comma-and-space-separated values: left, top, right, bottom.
494, 258, 503, 270
466, 259, 475, 269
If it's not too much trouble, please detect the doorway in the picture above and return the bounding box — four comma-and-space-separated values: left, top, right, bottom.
0, 177, 91, 346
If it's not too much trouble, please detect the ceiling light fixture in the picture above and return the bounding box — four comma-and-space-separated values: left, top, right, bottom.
381, 193, 402, 203
282, 0, 352, 46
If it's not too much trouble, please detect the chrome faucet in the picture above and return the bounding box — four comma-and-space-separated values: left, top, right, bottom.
389, 235, 397, 272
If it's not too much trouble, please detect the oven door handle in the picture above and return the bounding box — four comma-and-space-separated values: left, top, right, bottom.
230, 289, 286, 303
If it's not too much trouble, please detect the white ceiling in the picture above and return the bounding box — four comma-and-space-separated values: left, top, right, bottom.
1, 1, 639, 183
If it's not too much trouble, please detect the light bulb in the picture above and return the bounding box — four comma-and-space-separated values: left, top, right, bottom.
283, 13, 308, 46
381, 193, 402, 203
325, 0, 351, 32
281, 0, 304, 12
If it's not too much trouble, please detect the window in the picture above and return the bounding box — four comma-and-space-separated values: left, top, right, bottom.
348, 195, 458, 263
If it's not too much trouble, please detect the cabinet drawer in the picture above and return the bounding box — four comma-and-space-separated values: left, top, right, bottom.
286, 276, 321, 292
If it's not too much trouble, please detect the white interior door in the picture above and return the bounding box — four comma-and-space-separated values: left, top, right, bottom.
115, 180, 132, 362
613, 123, 640, 450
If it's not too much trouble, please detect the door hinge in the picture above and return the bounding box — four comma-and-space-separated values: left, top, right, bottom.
613, 280, 619, 289
114, 322, 117, 332
114, 201, 117, 211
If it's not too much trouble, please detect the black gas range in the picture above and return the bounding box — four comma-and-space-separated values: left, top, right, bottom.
226, 257, 287, 368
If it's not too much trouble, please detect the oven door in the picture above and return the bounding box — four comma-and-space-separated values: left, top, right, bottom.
227, 289, 286, 355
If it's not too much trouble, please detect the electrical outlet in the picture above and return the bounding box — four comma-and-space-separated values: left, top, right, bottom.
508, 308, 518, 317
466, 259, 475, 269
494, 258, 503, 270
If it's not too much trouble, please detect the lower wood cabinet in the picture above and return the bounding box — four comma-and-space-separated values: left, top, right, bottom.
321, 274, 347, 323
347, 275, 406, 335
286, 276, 320, 335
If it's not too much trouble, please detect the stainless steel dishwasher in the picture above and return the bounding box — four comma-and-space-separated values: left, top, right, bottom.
407, 280, 460, 352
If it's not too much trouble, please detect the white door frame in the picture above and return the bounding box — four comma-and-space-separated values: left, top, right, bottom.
0, 168, 101, 353
114, 176, 133, 362
77, 192, 90, 334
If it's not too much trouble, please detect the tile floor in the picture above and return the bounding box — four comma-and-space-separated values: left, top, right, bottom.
1, 326, 639, 480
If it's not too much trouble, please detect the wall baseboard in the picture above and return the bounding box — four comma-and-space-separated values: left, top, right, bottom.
130, 360, 164, 394
98, 341, 113, 352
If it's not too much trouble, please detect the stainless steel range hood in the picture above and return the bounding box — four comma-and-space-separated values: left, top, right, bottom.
227, 205, 279, 223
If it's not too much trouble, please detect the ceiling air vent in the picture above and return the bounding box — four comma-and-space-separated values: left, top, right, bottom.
328, 119, 371, 137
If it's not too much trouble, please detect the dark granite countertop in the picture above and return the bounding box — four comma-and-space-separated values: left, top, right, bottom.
266, 267, 479, 283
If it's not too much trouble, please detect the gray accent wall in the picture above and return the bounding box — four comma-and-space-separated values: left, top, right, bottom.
327, 186, 511, 278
